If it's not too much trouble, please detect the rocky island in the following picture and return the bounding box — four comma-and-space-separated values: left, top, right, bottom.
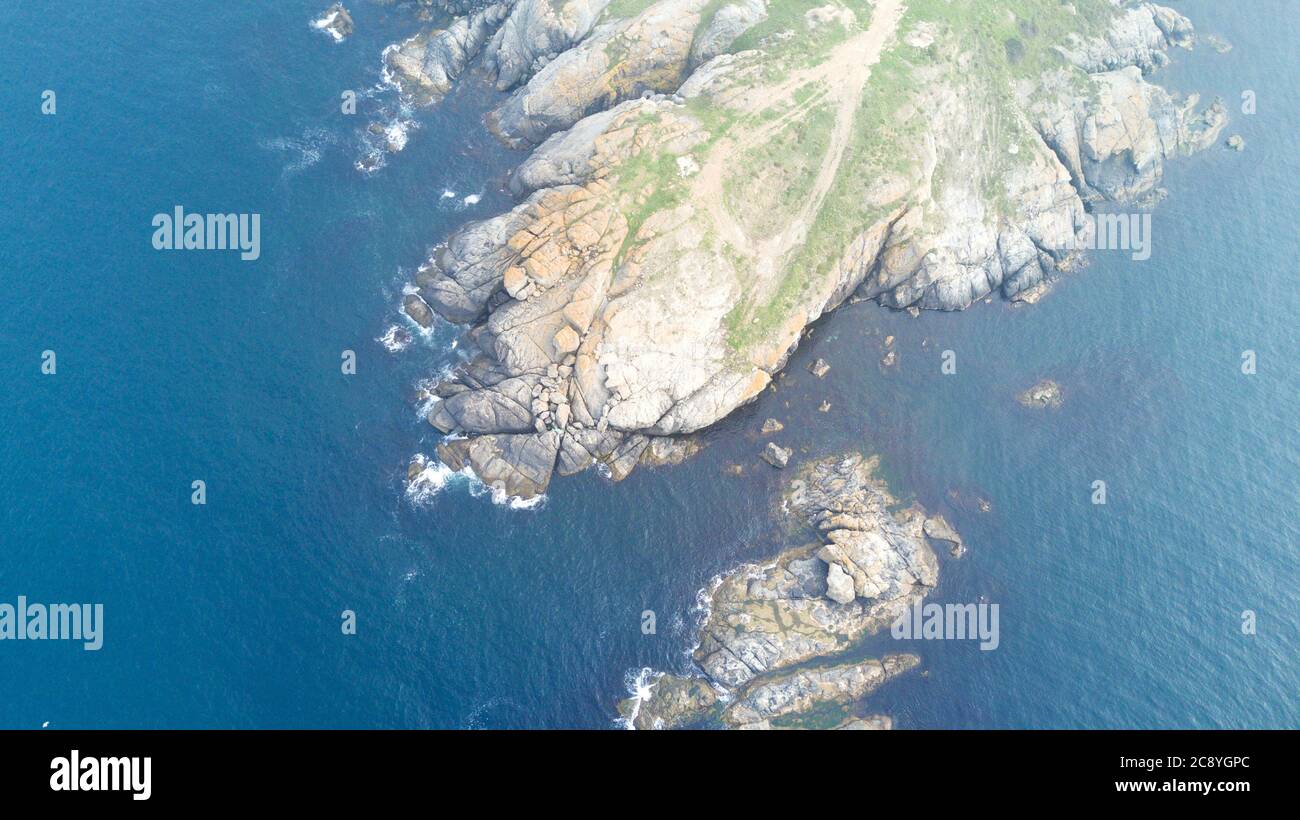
384, 0, 1226, 501
619, 452, 955, 729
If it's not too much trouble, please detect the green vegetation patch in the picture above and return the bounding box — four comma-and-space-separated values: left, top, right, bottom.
601, 0, 661, 23
729, 0, 875, 68
723, 100, 835, 237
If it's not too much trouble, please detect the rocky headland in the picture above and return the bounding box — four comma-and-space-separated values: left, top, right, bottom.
383, 0, 1225, 500
618, 451, 956, 729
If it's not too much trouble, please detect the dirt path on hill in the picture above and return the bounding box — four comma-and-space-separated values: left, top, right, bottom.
691, 0, 905, 325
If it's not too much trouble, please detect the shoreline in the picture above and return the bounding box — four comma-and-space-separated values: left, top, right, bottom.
375, 0, 1227, 505
356, 1, 1248, 732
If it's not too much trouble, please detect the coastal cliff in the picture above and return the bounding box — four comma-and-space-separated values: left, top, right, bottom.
619, 452, 952, 729
391, 0, 1226, 499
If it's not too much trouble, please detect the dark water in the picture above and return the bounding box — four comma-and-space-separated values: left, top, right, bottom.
0, 0, 1295, 728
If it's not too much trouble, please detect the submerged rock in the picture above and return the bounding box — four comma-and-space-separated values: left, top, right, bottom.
1203, 34, 1233, 54
924, 515, 966, 558
760, 442, 791, 468
639, 435, 703, 467
1017, 379, 1064, 409
834, 715, 894, 730
1012, 280, 1052, 305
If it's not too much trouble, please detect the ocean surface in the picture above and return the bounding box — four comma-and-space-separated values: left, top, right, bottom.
1, 0, 1295, 728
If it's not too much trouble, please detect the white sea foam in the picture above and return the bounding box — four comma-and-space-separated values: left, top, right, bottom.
413, 375, 447, 420
469, 480, 547, 511
405, 452, 547, 511
379, 36, 424, 96
397, 289, 443, 342
462, 696, 524, 729
356, 153, 384, 174
463, 193, 482, 206
684, 570, 728, 661
618, 667, 662, 730
352, 80, 419, 175
404, 455, 459, 505
363, 115, 418, 172
441, 189, 457, 199
311, 11, 345, 43
377, 325, 413, 353
379, 44, 402, 92
384, 121, 410, 152
261, 128, 335, 176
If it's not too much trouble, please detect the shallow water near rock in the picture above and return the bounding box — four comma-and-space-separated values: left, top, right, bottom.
0, 0, 1295, 727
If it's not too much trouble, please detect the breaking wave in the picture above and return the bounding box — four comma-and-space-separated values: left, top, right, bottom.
310, 9, 346, 43
617, 667, 662, 730
377, 324, 413, 353
405, 453, 547, 511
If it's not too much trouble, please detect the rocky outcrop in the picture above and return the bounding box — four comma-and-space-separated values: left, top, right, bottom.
485, 0, 613, 90
488, 0, 714, 147
312, 3, 354, 43
403, 292, 435, 328
437, 429, 560, 498
760, 442, 791, 468
618, 453, 948, 730
1033, 65, 1228, 204
689, 0, 768, 68
384, 2, 515, 104
725, 655, 919, 727
507, 99, 645, 195
391, 1, 1225, 501
1058, 2, 1194, 74
638, 434, 703, 467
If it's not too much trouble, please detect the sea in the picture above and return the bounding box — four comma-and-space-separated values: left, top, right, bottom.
0, 0, 1295, 728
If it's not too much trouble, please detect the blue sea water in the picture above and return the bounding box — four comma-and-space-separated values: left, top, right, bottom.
0, 0, 1295, 728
